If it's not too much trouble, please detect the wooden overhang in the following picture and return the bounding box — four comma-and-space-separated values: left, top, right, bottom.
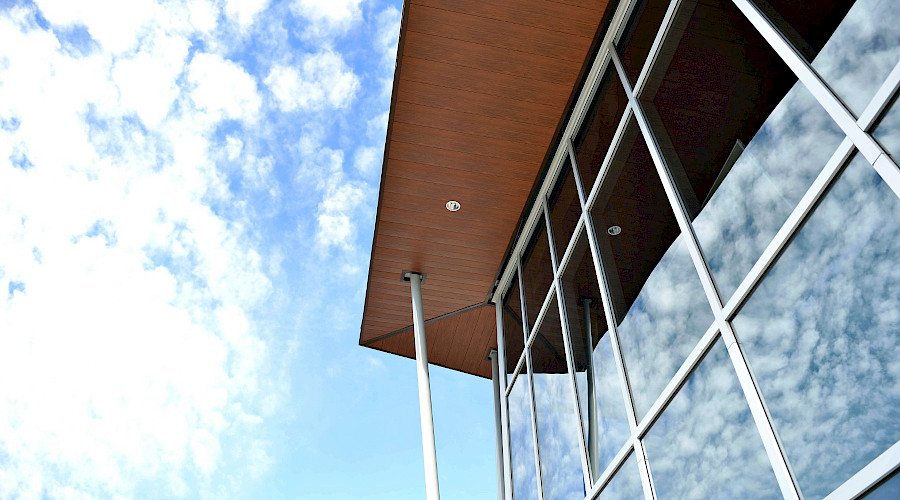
359, 0, 616, 379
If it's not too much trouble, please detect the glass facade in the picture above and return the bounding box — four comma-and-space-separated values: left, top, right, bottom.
496, 0, 900, 498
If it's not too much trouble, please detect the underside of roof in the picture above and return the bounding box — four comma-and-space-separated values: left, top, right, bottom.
359, 0, 616, 378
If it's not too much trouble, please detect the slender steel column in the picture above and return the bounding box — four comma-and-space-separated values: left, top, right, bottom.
489, 349, 506, 500
580, 298, 599, 479
406, 271, 440, 500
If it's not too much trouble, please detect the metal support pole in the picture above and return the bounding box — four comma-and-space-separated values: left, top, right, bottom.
489, 349, 506, 500
581, 298, 599, 479
406, 271, 441, 500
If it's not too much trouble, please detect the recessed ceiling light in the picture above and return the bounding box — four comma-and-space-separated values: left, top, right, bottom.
607, 225, 622, 236
446, 200, 461, 212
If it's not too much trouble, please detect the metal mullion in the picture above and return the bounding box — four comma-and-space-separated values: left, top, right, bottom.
615, 39, 803, 500
722, 137, 854, 319
566, 141, 589, 212
586, 441, 636, 499
552, 277, 594, 491
506, 352, 528, 399
581, 105, 635, 212
634, 324, 719, 437
544, 191, 593, 491
582, 210, 655, 500
730, 0, 900, 199
824, 440, 900, 500
526, 282, 558, 350
859, 60, 900, 132
524, 338, 545, 500
555, 215, 588, 280
630, 0, 682, 98
495, 298, 514, 500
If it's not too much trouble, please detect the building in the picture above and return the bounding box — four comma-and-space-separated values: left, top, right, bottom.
359, 0, 900, 498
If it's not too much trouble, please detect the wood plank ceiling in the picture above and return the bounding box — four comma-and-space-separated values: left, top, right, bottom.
360, 0, 614, 379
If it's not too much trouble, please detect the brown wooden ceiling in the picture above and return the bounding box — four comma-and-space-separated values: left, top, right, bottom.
359, 0, 614, 379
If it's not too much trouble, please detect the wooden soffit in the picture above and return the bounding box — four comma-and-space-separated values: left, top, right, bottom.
359, 0, 615, 379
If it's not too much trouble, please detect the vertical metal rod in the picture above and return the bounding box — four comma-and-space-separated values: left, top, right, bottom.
489, 349, 506, 500
495, 302, 514, 500
581, 298, 599, 479
408, 272, 441, 500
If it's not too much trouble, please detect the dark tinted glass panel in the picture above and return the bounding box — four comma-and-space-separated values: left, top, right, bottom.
548, 158, 582, 263
560, 231, 629, 481
749, 0, 853, 62
504, 271, 526, 376
758, 0, 900, 114
597, 453, 644, 500
733, 155, 900, 498
531, 294, 585, 500
860, 468, 900, 500
639, 0, 798, 221
616, 0, 670, 86
644, 339, 781, 499
692, 81, 843, 301
574, 69, 628, 198
509, 370, 539, 500
521, 216, 554, 332
589, 117, 713, 420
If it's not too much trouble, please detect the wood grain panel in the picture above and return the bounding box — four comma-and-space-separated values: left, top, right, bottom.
407, 4, 587, 62
412, 0, 600, 37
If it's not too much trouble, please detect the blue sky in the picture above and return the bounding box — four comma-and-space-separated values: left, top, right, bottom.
0, 0, 495, 498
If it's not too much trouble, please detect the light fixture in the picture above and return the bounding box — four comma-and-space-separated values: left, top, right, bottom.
446, 200, 461, 212
607, 225, 622, 236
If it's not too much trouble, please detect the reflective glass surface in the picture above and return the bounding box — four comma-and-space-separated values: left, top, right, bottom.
733, 155, 900, 499
639, 0, 798, 223
692, 82, 844, 300
548, 158, 582, 263
590, 117, 713, 420
521, 214, 554, 332
504, 271, 526, 378
531, 294, 585, 500
509, 370, 539, 500
561, 231, 629, 481
860, 468, 900, 500
616, 0, 670, 86
597, 453, 644, 500
874, 92, 900, 159
808, 0, 900, 114
574, 68, 628, 197
644, 339, 781, 499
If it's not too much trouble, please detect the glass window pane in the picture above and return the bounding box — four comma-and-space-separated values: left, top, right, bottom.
597, 453, 644, 500
860, 468, 900, 500
560, 231, 629, 481
590, 116, 714, 420
758, 0, 900, 114
643, 339, 781, 499
616, 0, 670, 86
873, 92, 900, 159
531, 293, 585, 500
639, 0, 799, 223
548, 158, 582, 262
504, 271, 526, 378
521, 214, 554, 332
732, 155, 900, 499
691, 81, 844, 301
509, 370, 539, 500
574, 68, 628, 198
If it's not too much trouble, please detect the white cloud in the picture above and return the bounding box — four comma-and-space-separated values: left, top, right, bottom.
0, 5, 277, 498
224, 0, 270, 30
265, 51, 359, 112
291, 0, 361, 34
353, 146, 380, 177
188, 52, 262, 123
112, 30, 190, 127
34, 0, 158, 53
